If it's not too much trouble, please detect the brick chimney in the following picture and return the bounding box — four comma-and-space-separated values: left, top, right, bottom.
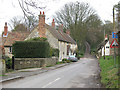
66, 29, 70, 35
52, 19, 55, 28
58, 24, 63, 32
38, 11, 46, 37
3, 22, 8, 37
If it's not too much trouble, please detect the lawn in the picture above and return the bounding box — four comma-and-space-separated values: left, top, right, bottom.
99, 56, 119, 88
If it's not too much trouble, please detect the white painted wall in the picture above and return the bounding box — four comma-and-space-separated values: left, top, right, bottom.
102, 41, 110, 56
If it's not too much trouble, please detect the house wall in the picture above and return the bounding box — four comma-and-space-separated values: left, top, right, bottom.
45, 29, 59, 49
4, 47, 13, 58
25, 27, 39, 40
58, 41, 68, 61
102, 41, 110, 56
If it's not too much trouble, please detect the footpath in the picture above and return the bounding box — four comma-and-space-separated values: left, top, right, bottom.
0, 63, 70, 83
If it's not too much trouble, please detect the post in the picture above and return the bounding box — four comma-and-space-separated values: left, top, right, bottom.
12, 56, 14, 70
113, 6, 116, 67
104, 29, 105, 59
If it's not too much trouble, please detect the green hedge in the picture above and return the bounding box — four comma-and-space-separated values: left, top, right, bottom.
12, 41, 50, 58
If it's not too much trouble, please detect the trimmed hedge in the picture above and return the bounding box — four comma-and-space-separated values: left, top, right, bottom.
12, 41, 50, 58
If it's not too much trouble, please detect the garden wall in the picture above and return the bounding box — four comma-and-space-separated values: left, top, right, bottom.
14, 57, 58, 70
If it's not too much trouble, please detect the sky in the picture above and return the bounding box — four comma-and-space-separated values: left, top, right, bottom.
0, 0, 120, 35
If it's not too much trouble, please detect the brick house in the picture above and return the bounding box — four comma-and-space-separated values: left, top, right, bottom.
2, 11, 77, 61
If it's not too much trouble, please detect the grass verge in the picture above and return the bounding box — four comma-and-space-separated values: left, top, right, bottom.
99, 56, 119, 88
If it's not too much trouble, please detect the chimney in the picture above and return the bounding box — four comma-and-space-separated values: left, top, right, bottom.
4, 22, 8, 36
38, 11, 46, 37
58, 24, 63, 32
66, 29, 70, 35
105, 34, 108, 40
52, 19, 55, 28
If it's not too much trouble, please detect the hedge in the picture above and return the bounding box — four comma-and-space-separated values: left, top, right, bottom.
12, 41, 50, 58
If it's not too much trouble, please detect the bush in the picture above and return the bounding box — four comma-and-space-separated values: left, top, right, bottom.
4, 56, 12, 69
66, 60, 71, 63
62, 58, 67, 63
49, 47, 59, 57
12, 41, 50, 58
25, 37, 47, 42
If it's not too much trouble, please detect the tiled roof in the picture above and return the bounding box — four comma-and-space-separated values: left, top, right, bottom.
3, 31, 30, 46
45, 24, 76, 44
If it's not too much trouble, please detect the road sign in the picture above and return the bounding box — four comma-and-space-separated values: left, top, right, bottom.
112, 32, 118, 38
110, 39, 119, 48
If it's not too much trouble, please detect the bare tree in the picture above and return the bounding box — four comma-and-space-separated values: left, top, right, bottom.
9, 16, 24, 30
53, 1, 103, 52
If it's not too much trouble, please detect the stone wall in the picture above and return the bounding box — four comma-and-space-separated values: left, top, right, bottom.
14, 57, 58, 70
0, 59, 6, 74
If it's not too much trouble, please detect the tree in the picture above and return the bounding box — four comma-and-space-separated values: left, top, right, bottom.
10, 15, 38, 31
10, 16, 24, 30
53, 1, 102, 52
24, 15, 38, 31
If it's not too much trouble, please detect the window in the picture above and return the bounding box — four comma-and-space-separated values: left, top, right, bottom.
9, 47, 12, 53
106, 46, 109, 48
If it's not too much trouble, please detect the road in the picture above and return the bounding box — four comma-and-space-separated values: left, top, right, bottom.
2, 57, 100, 88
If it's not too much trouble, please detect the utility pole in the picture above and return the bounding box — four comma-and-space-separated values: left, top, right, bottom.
113, 6, 116, 67
104, 29, 105, 60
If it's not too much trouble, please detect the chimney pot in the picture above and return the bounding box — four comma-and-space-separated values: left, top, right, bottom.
43, 11, 45, 15
40, 11, 42, 15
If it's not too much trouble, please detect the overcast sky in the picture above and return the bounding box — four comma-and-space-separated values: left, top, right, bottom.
0, 0, 119, 34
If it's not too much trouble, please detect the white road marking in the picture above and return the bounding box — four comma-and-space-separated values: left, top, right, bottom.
42, 78, 61, 88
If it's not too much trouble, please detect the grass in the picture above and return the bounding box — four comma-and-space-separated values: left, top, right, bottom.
99, 56, 119, 88
0, 75, 8, 76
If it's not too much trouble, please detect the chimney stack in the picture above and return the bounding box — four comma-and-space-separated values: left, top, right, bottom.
58, 24, 63, 32
38, 11, 46, 37
105, 34, 108, 41
52, 19, 55, 28
66, 29, 70, 35
3, 22, 8, 37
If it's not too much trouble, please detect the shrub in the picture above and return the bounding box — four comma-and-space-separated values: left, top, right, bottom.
49, 47, 59, 57
4, 56, 12, 69
12, 41, 50, 58
25, 37, 47, 42
62, 58, 67, 63
66, 60, 71, 63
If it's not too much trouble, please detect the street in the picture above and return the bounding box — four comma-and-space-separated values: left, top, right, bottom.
2, 57, 101, 88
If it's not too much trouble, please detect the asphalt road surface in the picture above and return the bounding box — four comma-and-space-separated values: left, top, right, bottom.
2, 57, 100, 88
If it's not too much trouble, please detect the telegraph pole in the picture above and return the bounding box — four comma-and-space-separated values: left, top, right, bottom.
113, 6, 116, 67
104, 29, 105, 59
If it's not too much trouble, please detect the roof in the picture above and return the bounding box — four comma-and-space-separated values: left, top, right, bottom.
2, 31, 30, 46
97, 40, 108, 51
45, 24, 76, 44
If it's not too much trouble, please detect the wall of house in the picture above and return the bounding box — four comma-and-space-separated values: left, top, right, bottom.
25, 27, 39, 40
14, 57, 58, 70
58, 41, 68, 61
45, 29, 59, 49
4, 47, 13, 58
102, 41, 110, 56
